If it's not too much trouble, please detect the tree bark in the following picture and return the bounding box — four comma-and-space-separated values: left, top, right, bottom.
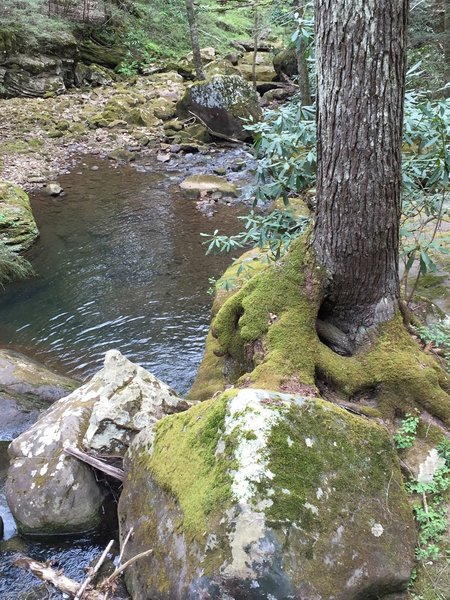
186, 0, 205, 80
293, 0, 312, 105
313, 0, 409, 342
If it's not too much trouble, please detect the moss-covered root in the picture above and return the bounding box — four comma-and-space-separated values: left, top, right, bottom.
191, 236, 450, 425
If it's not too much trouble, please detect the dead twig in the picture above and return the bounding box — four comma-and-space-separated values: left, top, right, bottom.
98, 549, 153, 591
75, 539, 114, 600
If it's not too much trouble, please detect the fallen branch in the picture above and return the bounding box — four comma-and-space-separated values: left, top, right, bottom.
188, 111, 243, 145
12, 556, 101, 599
98, 548, 153, 591
64, 446, 125, 482
75, 539, 114, 600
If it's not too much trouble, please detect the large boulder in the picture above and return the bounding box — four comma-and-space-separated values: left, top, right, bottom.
0, 348, 78, 440
83, 350, 190, 455
237, 51, 277, 83
119, 388, 416, 600
177, 75, 262, 141
5, 350, 188, 535
0, 181, 39, 251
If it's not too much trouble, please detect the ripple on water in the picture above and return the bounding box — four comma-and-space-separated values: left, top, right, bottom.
0, 154, 245, 392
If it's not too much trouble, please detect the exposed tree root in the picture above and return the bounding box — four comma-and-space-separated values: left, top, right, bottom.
190, 237, 450, 428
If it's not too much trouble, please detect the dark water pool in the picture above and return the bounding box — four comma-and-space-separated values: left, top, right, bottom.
0, 153, 246, 393
0, 150, 249, 597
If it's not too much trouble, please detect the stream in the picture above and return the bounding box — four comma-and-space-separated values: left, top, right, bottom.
0, 149, 251, 598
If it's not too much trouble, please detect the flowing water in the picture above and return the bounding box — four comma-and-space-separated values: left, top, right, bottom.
0, 150, 250, 597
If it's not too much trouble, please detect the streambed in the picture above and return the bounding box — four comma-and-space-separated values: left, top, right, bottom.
0, 149, 250, 597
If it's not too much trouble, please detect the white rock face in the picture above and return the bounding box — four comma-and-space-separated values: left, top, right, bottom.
6, 350, 190, 535
84, 350, 190, 455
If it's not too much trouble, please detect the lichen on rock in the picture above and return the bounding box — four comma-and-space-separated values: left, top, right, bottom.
119, 388, 416, 599
5, 350, 189, 535
177, 74, 262, 141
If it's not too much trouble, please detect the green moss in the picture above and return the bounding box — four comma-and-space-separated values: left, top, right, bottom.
264, 399, 398, 528
199, 234, 450, 424
212, 235, 322, 390
146, 394, 235, 541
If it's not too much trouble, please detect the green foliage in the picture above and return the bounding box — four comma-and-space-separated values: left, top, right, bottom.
417, 321, 450, 372
0, 242, 34, 286
247, 101, 316, 204
397, 422, 450, 564
202, 209, 309, 264
400, 88, 450, 302
394, 413, 420, 449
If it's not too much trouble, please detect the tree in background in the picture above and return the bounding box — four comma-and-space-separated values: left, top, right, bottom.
185, 0, 206, 79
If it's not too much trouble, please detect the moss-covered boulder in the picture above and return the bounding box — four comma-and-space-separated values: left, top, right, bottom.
119, 388, 416, 599
148, 97, 176, 121
0, 181, 39, 251
74, 62, 116, 87
273, 47, 298, 79
177, 75, 262, 141
78, 38, 125, 69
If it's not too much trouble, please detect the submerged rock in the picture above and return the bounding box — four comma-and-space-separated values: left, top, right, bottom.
5, 350, 189, 535
179, 174, 239, 198
119, 389, 416, 600
0, 181, 39, 251
177, 75, 262, 141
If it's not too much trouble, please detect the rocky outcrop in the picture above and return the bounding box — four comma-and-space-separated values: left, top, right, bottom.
119, 388, 416, 600
0, 27, 123, 98
0, 181, 39, 251
5, 350, 189, 535
0, 29, 78, 98
177, 75, 262, 142
0, 348, 77, 440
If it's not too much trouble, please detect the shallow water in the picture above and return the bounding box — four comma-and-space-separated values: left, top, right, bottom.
0, 152, 246, 392
0, 150, 249, 597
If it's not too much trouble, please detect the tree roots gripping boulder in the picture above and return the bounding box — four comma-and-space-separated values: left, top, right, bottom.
190, 237, 450, 427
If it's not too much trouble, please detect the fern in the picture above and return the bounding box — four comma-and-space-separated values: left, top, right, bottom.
0, 243, 34, 286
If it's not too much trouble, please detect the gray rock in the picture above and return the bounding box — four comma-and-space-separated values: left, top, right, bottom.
179, 174, 239, 198
6, 350, 190, 535
83, 350, 190, 456
0, 348, 77, 440
177, 75, 262, 142
119, 389, 416, 600
46, 182, 63, 196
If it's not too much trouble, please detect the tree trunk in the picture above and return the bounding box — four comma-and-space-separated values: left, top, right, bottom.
313, 0, 409, 343
252, 6, 259, 90
185, 0, 205, 81
293, 0, 312, 105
